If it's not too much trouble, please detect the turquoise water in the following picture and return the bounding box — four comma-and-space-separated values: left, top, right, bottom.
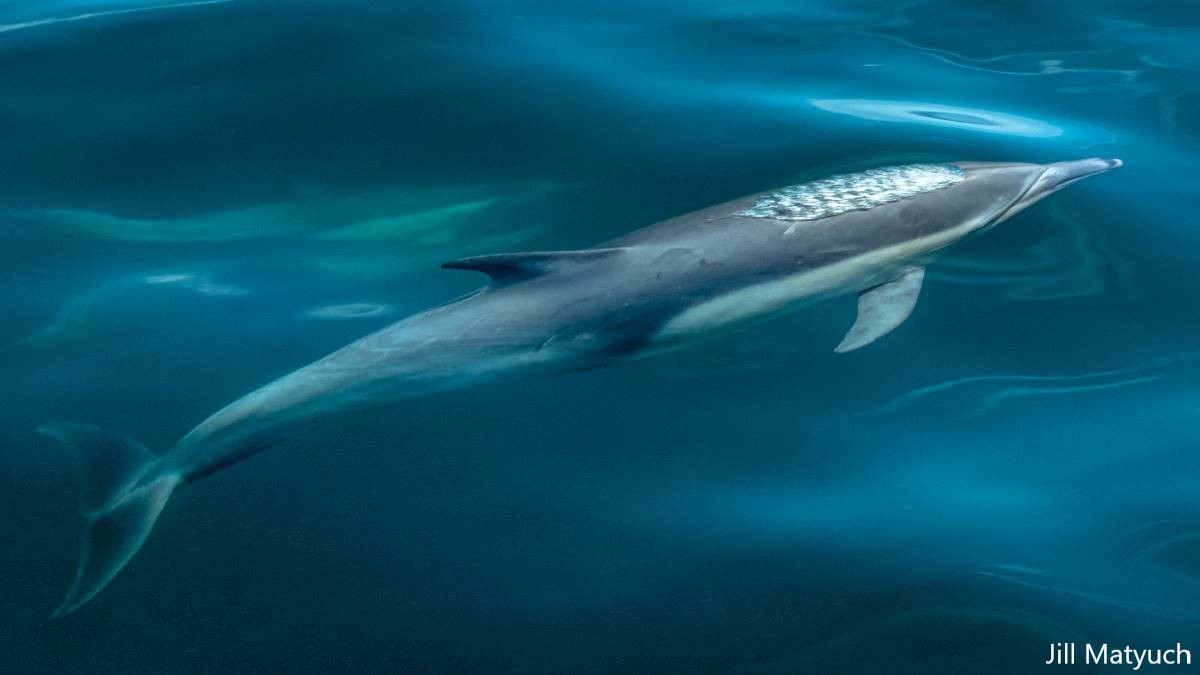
3, 1, 1199, 672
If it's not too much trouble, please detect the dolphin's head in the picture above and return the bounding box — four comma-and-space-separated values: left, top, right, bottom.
954, 158, 1122, 227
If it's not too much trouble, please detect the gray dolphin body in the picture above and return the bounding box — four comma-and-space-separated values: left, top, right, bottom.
43, 158, 1120, 615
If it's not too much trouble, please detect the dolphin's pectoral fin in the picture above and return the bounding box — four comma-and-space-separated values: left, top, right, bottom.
835, 267, 925, 353
442, 247, 626, 283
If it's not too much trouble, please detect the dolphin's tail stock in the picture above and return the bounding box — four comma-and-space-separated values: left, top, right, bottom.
39, 423, 179, 617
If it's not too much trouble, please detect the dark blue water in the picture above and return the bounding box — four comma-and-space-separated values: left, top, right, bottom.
4, 1, 1199, 672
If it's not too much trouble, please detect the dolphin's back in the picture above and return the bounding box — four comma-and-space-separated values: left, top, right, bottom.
604, 162, 999, 258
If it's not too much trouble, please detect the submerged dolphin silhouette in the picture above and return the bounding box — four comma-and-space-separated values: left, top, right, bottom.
41, 158, 1120, 616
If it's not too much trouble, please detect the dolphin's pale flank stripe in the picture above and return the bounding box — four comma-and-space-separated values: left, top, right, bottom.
656, 207, 990, 338
39, 158, 1121, 616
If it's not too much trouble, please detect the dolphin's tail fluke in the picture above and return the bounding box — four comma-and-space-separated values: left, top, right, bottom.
39, 423, 179, 617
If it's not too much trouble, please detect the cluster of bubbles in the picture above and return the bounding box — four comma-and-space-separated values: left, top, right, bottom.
736, 164, 965, 221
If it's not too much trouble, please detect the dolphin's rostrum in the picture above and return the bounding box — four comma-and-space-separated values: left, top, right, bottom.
41, 158, 1121, 616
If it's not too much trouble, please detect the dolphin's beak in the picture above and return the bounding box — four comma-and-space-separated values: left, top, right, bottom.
995, 157, 1122, 222
1024, 157, 1122, 203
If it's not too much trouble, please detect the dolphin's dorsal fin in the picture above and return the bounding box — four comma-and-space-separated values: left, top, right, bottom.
442, 247, 625, 283
835, 267, 925, 353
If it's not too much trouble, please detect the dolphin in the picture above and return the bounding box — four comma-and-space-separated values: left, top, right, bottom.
41, 158, 1121, 616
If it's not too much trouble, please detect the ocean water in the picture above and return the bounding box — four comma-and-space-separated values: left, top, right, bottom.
3, 1, 1199, 672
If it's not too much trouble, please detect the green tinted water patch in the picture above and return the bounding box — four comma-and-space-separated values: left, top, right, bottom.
311, 198, 499, 243
12, 181, 563, 243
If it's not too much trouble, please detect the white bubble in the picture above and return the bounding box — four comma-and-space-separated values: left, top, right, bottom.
143, 273, 196, 285
195, 280, 250, 297
305, 303, 396, 320
810, 98, 1063, 138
